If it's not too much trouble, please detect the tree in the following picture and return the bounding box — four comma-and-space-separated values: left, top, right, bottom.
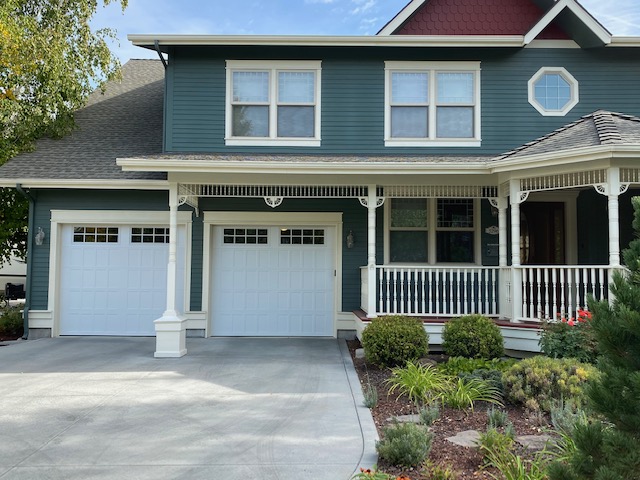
548, 197, 640, 480
0, 0, 127, 264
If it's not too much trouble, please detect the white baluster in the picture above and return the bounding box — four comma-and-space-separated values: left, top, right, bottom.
392, 268, 398, 314
385, 268, 391, 314
420, 269, 426, 315
543, 268, 550, 320
413, 269, 419, 314
399, 268, 405, 314
551, 268, 557, 320
560, 268, 566, 317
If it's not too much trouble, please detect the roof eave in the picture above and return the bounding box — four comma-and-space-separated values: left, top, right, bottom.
490, 145, 640, 173
117, 157, 490, 175
128, 34, 526, 50
0, 178, 170, 190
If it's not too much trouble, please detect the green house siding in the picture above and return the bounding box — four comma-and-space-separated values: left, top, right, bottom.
165, 46, 640, 156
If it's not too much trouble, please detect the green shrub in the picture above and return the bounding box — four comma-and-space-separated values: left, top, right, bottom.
419, 403, 440, 426
502, 356, 598, 412
422, 461, 457, 480
438, 356, 515, 376
459, 369, 505, 396
363, 381, 378, 408
386, 361, 450, 406
539, 316, 598, 364
376, 422, 433, 467
361, 315, 428, 367
477, 427, 514, 466
442, 314, 504, 359
487, 407, 509, 428
0, 307, 23, 338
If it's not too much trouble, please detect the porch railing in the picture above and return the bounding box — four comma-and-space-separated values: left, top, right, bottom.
362, 266, 500, 317
517, 265, 619, 321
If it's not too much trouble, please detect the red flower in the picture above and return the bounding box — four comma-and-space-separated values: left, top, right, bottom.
567, 318, 575, 326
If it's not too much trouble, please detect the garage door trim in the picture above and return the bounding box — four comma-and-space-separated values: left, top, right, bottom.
49, 210, 193, 337
202, 211, 343, 338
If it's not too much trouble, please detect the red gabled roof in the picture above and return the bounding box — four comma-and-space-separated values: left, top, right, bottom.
391, 0, 569, 38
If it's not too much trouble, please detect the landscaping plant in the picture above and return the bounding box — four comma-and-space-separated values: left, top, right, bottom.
547, 197, 640, 480
442, 377, 503, 411
386, 361, 450, 407
502, 355, 597, 412
376, 422, 433, 467
442, 314, 504, 359
539, 308, 598, 364
361, 315, 429, 367
0, 306, 23, 338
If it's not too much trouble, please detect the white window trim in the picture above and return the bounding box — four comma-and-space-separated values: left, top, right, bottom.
384, 61, 482, 147
528, 67, 579, 117
225, 60, 322, 147
384, 198, 481, 265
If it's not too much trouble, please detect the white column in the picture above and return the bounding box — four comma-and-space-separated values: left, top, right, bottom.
509, 179, 524, 322
367, 184, 378, 318
154, 183, 187, 358
496, 197, 508, 267
608, 167, 621, 267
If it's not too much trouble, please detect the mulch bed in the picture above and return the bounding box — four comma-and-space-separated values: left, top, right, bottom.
347, 340, 552, 479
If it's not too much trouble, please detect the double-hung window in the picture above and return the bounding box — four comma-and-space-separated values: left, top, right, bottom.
226, 60, 321, 146
385, 62, 481, 147
388, 198, 477, 264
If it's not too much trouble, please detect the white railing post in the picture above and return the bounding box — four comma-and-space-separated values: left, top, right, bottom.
509, 179, 526, 322
362, 185, 384, 318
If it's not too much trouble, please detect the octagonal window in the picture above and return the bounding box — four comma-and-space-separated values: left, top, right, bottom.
528, 67, 578, 116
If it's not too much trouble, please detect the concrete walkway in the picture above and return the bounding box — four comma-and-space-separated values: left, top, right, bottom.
0, 337, 377, 479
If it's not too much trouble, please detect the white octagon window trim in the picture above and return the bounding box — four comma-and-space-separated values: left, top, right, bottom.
225, 60, 322, 147
528, 67, 579, 117
384, 61, 482, 147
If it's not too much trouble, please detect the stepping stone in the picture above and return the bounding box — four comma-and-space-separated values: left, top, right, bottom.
516, 435, 554, 451
386, 414, 421, 423
355, 348, 365, 359
446, 430, 481, 447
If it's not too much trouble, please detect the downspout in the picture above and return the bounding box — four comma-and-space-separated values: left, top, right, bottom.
154, 40, 168, 70
15, 184, 34, 340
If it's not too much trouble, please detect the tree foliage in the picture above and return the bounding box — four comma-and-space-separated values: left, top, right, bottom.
548, 196, 640, 480
0, 0, 127, 263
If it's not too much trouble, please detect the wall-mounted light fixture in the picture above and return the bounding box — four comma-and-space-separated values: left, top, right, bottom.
346, 230, 355, 249
35, 227, 45, 246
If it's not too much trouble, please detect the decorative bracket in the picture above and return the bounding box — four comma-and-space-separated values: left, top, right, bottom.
178, 195, 199, 217
358, 197, 385, 208
510, 191, 529, 205
488, 198, 499, 209
264, 196, 284, 208
594, 183, 630, 197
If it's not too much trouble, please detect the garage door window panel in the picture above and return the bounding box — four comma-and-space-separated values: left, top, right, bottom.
73, 226, 118, 243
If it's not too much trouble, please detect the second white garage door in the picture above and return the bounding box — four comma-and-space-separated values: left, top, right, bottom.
211, 226, 335, 336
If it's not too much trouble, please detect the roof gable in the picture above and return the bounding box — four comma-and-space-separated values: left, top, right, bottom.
378, 0, 610, 47
385, 0, 568, 38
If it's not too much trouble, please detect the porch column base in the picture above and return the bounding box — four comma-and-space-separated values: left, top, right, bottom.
154, 313, 187, 358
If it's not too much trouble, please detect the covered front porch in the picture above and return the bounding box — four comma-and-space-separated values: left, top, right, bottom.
358, 166, 637, 324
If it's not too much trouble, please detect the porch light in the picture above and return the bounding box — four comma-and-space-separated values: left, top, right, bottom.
346, 230, 355, 249
35, 227, 45, 246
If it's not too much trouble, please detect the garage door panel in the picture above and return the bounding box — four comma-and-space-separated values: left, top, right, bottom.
212, 225, 334, 337
59, 224, 186, 336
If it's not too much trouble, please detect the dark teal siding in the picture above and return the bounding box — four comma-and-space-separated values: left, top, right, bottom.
190, 214, 204, 311
166, 46, 640, 156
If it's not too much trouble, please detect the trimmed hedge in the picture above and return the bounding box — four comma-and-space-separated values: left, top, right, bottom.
442, 314, 504, 359
361, 315, 428, 368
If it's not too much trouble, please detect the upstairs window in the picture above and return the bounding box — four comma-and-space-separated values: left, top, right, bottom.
226, 61, 321, 146
385, 62, 481, 147
528, 67, 578, 116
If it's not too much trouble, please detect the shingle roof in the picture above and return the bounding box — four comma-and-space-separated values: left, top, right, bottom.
0, 59, 167, 182
493, 111, 640, 161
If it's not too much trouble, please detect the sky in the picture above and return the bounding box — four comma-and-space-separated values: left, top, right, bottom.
91, 0, 640, 63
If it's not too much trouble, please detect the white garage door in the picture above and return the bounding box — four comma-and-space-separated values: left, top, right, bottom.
59, 224, 185, 336
211, 226, 335, 336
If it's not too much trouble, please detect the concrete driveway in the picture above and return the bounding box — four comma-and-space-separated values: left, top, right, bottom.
0, 337, 377, 479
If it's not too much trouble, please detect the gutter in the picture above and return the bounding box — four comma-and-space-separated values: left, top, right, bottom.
15, 184, 34, 340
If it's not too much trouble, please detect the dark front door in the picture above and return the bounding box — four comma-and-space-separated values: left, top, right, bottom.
520, 202, 565, 265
